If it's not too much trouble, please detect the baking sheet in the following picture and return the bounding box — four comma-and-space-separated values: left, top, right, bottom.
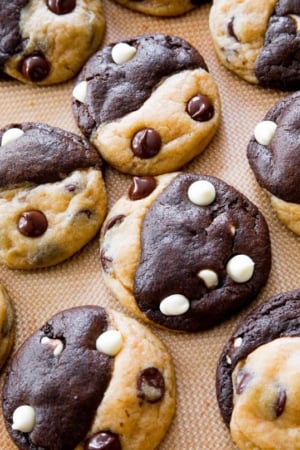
0, 1, 299, 448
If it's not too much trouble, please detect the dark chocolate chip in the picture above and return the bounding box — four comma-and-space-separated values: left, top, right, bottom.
186, 94, 214, 122
104, 215, 125, 233
17, 210, 48, 238
100, 249, 113, 273
131, 128, 162, 159
128, 176, 157, 200
65, 183, 78, 192
137, 367, 165, 403
275, 387, 286, 417
47, 0, 76, 14
77, 209, 93, 219
227, 16, 239, 41
85, 431, 122, 450
235, 369, 251, 395
19, 54, 50, 82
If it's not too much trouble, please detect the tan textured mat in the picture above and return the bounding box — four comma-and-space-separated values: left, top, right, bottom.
0, 1, 299, 449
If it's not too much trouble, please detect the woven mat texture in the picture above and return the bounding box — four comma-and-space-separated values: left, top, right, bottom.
0, 1, 298, 449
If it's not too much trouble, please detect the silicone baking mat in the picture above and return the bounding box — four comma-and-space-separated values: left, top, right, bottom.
0, 1, 298, 449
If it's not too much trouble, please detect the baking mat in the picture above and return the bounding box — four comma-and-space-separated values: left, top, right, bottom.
0, 1, 299, 449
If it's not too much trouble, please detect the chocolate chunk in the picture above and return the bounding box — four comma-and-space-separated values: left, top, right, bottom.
2, 306, 113, 449
73, 34, 208, 137
128, 176, 157, 200
17, 210, 48, 238
85, 432, 122, 450
186, 94, 214, 122
19, 54, 50, 82
131, 128, 162, 159
255, 3, 300, 90
0, 122, 102, 189
137, 367, 165, 403
247, 92, 300, 204
104, 215, 125, 233
47, 0, 76, 14
100, 248, 113, 273
227, 17, 239, 41
275, 387, 286, 417
134, 173, 271, 331
235, 369, 251, 395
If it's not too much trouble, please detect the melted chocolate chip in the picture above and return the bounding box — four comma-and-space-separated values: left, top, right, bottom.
65, 183, 78, 192
19, 55, 50, 82
85, 431, 122, 450
236, 369, 251, 395
47, 0, 76, 14
128, 176, 157, 200
137, 367, 165, 403
104, 215, 125, 233
131, 128, 162, 159
100, 248, 113, 273
186, 94, 214, 122
17, 210, 48, 238
227, 17, 239, 41
275, 387, 286, 417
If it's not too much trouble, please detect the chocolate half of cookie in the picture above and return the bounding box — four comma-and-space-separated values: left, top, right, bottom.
216, 289, 300, 448
100, 173, 271, 332
2, 305, 176, 450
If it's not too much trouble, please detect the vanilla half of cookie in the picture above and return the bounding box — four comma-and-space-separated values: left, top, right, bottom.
2, 305, 176, 450
0, 283, 14, 370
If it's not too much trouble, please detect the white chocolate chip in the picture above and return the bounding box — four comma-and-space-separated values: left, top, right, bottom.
290, 14, 300, 32
159, 294, 190, 316
187, 180, 216, 206
1, 128, 24, 146
226, 254, 255, 283
226, 354, 232, 365
229, 224, 236, 236
254, 120, 277, 146
111, 43, 137, 64
197, 269, 218, 289
12, 405, 35, 433
96, 329, 123, 356
72, 80, 88, 103
233, 337, 243, 348
41, 336, 64, 356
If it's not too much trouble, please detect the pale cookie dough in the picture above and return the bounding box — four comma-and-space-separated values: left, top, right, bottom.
209, 0, 300, 89
2, 305, 176, 450
0, 0, 105, 84
0, 122, 107, 269
112, 0, 209, 17
72, 34, 221, 176
247, 91, 300, 235
216, 289, 300, 450
100, 172, 271, 332
0, 283, 14, 370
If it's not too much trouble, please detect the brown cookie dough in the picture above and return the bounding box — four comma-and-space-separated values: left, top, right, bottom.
216, 289, 300, 449
209, 0, 300, 90
2, 305, 176, 450
100, 172, 271, 332
247, 91, 300, 235
0, 0, 105, 84
72, 34, 221, 176
0, 122, 107, 269
0, 283, 14, 370
112, 0, 210, 17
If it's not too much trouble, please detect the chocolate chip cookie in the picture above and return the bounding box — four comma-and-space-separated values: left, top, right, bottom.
100, 172, 271, 332
0, 122, 107, 269
209, 0, 300, 90
0, 283, 14, 370
72, 34, 221, 176
216, 289, 300, 449
247, 91, 300, 235
2, 305, 176, 450
112, 0, 210, 17
0, 0, 105, 84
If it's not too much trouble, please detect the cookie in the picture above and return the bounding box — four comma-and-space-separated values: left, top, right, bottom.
216, 289, 300, 449
0, 122, 107, 269
247, 91, 300, 235
100, 172, 271, 332
112, 0, 209, 17
0, 283, 14, 370
0, 0, 105, 85
72, 34, 221, 176
209, 0, 300, 90
2, 305, 176, 450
